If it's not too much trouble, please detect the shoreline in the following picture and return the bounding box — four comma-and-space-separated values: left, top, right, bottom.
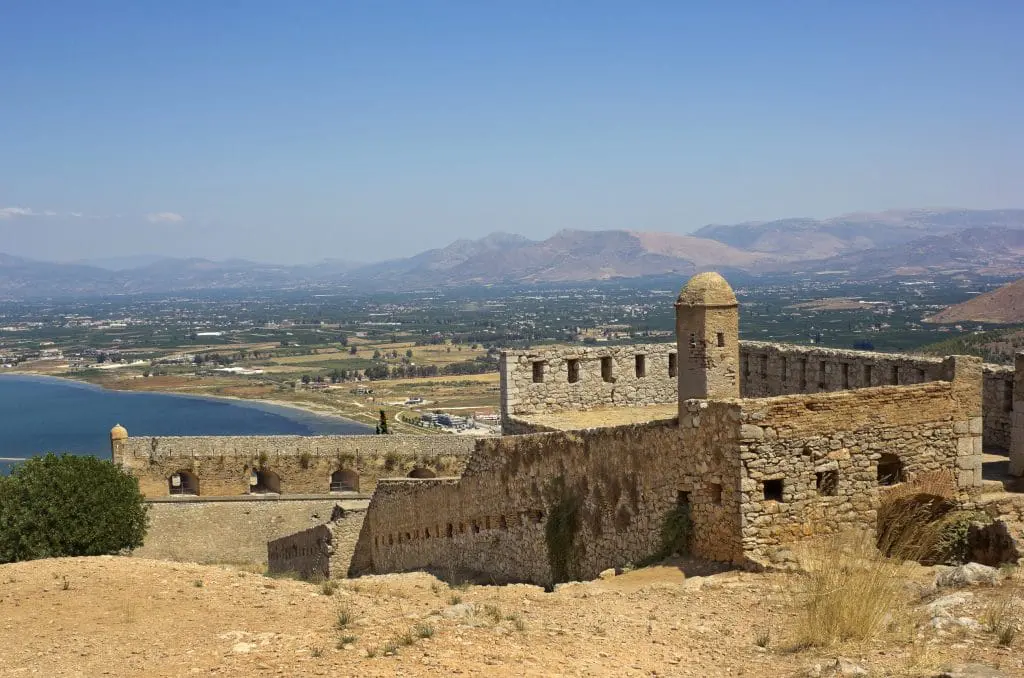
0, 370, 374, 432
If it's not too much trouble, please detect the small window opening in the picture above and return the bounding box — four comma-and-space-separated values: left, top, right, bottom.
635, 354, 646, 378
708, 483, 722, 505
760, 355, 768, 379
567, 359, 580, 383
532, 361, 545, 383
689, 333, 697, 349
677, 490, 691, 507
668, 352, 677, 378
864, 364, 873, 386
601, 356, 613, 382
816, 470, 838, 496
781, 356, 789, 384
799, 358, 808, 391
447, 523, 454, 538
716, 332, 725, 348
471, 522, 480, 534
877, 454, 904, 486
917, 368, 926, 383
890, 365, 899, 385
763, 479, 784, 502
841, 363, 850, 389
1004, 382, 1014, 413
499, 515, 508, 531
818, 361, 827, 390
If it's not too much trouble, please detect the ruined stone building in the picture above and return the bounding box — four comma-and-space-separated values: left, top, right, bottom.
112, 272, 1024, 585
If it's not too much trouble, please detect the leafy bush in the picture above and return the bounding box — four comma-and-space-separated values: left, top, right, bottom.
0, 454, 148, 563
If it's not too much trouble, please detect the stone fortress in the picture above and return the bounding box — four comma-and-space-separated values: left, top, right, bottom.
111, 272, 1024, 585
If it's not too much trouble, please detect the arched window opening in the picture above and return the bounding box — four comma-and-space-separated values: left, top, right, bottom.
168, 470, 199, 496
877, 454, 904, 486
330, 469, 359, 493
251, 469, 282, 494
408, 467, 436, 479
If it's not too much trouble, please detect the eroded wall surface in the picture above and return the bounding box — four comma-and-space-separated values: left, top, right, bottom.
267, 509, 368, 579
114, 434, 478, 497
134, 497, 368, 565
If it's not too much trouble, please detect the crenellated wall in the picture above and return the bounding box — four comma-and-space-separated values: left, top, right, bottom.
501, 340, 1013, 452
112, 434, 479, 498
348, 356, 982, 583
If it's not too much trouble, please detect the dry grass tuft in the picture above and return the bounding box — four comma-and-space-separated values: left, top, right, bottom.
876, 470, 966, 563
984, 585, 1022, 647
793, 530, 909, 648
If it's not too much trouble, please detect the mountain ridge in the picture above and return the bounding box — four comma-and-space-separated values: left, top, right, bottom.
3, 208, 1024, 298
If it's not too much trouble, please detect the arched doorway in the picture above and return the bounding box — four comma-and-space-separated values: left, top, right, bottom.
330, 469, 359, 493
408, 467, 437, 479
251, 469, 282, 494
168, 470, 199, 495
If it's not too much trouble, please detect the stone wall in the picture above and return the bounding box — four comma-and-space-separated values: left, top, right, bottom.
734, 356, 983, 563
113, 434, 479, 498
134, 496, 369, 565
350, 357, 982, 583
501, 340, 1012, 451
266, 506, 368, 579
500, 343, 678, 419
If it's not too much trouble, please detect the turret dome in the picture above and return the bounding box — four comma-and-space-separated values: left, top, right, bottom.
676, 272, 738, 307
110, 423, 128, 441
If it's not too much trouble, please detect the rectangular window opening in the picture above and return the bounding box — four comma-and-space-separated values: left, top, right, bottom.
781, 356, 789, 384
818, 361, 827, 390
677, 490, 691, 507
890, 365, 899, 385
601, 356, 613, 382
567, 359, 580, 384
668, 352, 677, 378
716, 332, 725, 348
760, 355, 768, 379
763, 479, 784, 502
708, 483, 722, 505
816, 470, 838, 496
1004, 382, 1014, 413
917, 368, 926, 383
799, 358, 808, 391
841, 363, 850, 389
864, 364, 873, 386
532, 361, 545, 383
635, 354, 646, 378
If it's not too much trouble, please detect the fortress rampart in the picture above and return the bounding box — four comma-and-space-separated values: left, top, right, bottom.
501, 340, 1014, 452
346, 355, 981, 585
112, 433, 478, 498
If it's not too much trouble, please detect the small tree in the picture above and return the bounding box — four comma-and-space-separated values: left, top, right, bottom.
0, 454, 148, 563
375, 409, 389, 435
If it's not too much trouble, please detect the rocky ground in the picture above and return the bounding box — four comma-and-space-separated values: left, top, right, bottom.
0, 556, 1021, 677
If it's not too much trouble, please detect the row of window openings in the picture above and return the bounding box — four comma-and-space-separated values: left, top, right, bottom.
674, 455, 903, 506
744, 356, 928, 390
166, 467, 438, 495
374, 510, 546, 547
534, 353, 679, 384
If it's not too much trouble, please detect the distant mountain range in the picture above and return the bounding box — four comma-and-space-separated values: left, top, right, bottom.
3, 208, 1024, 298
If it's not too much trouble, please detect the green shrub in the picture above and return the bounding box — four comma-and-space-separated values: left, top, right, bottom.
659, 503, 693, 558
0, 453, 148, 563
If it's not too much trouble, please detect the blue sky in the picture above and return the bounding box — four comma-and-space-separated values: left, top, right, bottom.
1, 1, 1022, 263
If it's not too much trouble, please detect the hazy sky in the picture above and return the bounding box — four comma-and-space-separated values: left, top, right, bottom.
1, 2, 1022, 264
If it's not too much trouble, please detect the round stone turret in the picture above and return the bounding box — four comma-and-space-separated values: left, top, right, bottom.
676, 271, 738, 308
675, 272, 740, 405
110, 423, 128, 463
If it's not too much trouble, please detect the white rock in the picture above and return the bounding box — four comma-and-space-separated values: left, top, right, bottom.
935, 563, 999, 588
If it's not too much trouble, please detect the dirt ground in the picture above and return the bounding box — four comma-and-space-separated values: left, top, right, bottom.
1, 557, 1022, 677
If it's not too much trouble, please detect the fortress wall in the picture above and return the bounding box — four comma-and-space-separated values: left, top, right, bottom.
735, 356, 983, 563
266, 510, 368, 580
503, 340, 1012, 451
113, 434, 478, 498
350, 412, 746, 586
500, 343, 678, 419
134, 496, 369, 565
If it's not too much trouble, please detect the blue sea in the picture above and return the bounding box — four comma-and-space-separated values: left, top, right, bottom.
0, 374, 371, 473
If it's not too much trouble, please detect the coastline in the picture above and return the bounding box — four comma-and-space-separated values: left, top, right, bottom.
0, 370, 375, 432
